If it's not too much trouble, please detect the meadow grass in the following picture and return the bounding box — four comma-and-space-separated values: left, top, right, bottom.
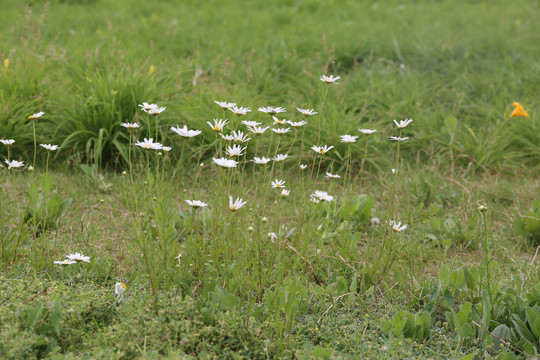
0, 0, 539, 359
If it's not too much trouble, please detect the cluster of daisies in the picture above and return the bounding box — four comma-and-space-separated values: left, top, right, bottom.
115, 74, 414, 232
1, 112, 60, 171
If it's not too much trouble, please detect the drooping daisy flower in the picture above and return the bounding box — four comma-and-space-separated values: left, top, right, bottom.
392, 168, 399, 174
212, 157, 238, 168
186, 200, 209, 208
171, 125, 202, 138
272, 116, 287, 125
225, 144, 247, 157
393, 118, 413, 129
251, 156, 272, 164
281, 189, 290, 197
297, 108, 318, 117
300, 164, 307, 170
54, 259, 76, 266
271, 179, 286, 188
115, 282, 127, 296
231, 130, 251, 143
28, 112, 45, 119
359, 129, 377, 135
268, 232, 278, 241
121, 122, 141, 129
326, 172, 341, 179
0, 139, 15, 146
220, 133, 235, 141
310, 190, 334, 202
4, 159, 24, 169
229, 196, 247, 211
241, 120, 261, 127
147, 105, 166, 115
135, 138, 163, 150
274, 154, 289, 162
214, 101, 237, 110
207, 119, 229, 132
311, 145, 334, 155
66, 252, 91, 263
340, 135, 358, 143
390, 136, 409, 142
389, 220, 408, 232
229, 106, 251, 116
320, 75, 341, 84
510, 102, 530, 118
259, 106, 286, 115
272, 127, 291, 134
288, 120, 308, 127
248, 126, 270, 135
40, 144, 59, 151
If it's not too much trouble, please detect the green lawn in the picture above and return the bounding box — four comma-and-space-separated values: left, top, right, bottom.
0, 0, 539, 359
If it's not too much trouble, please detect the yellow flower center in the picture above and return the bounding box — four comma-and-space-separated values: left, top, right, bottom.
144, 144, 151, 148
214, 126, 220, 131
121, 283, 127, 289
232, 206, 237, 210
319, 150, 324, 154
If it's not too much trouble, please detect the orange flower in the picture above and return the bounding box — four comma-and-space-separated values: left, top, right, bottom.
510, 102, 529, 118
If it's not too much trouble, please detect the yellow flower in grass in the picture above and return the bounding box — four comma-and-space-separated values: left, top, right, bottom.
510, 102, 529, 118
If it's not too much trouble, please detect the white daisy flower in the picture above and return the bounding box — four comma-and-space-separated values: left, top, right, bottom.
390, 136, 409, 141
359, 129, 377, 135
4, 159, 24, 169
135, 138, 163, 150
241, 120, 261, 127
229, 196, 247, 211
115, 282, 127, 296
340, 135, 358, 143
171, 125, 202, 138
310, 190, 334, 202
300, 164, 307, 170
231, 130, 251, 143
225, 144, 247, 157
272, 127, 291, 134
297, 108, 318, 117
310, 197, 320, 204
288, 120, 308, 127
207, 119, 229, 132
392, 168, 399, 174
28, 112, 45, 119
281, 189, 290, 197
326, 172, 341, 179
212, 157, 238, 168
389, 220, 408, 232
268, 232, 278, 241
121, 122, 141, 129
161, 146, 172, 152
54, 259, 76, 266
272, 116, 288, 125
186, 200, 209, 208
0, 139, 15, 146
393, 118, 413, 129
320, 75, 341, 84
214, 101, 237, 110
274, 154, 289, 162
251, 156, 272, 164
40, 144, 59, 151
147, 105, 166, 115
311, 145, 334, 155
248, 126, 270, 135
138, 102, 156, 111
66, 252, 91, 263
259, 106, 286, 115
229, 106, 251, 116
271, 179, 286, 188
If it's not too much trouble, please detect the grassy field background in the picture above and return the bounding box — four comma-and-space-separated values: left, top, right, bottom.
1, 0, 539, 359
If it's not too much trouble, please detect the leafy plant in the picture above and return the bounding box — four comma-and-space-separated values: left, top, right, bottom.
513, 201, 540, 243
381, 310, 431, 341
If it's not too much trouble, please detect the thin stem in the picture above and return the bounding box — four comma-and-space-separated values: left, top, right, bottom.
318, 86, 329, 144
